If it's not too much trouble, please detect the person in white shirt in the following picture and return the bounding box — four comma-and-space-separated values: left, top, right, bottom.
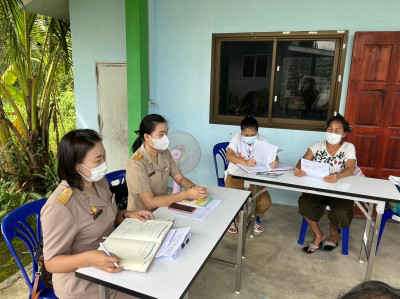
225, 116, 279, 233
294, 114, 356, 254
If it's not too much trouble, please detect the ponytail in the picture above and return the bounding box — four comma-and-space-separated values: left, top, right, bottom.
132, 132, 143, 153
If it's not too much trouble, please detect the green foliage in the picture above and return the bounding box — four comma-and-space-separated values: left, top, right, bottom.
0, 179, 42, 220
49, 85, 76, 154
0, 0, 73, 193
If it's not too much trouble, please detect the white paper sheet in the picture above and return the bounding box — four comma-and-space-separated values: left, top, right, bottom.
238, 162, 294, 174
301, 158, 330, 178
156, 227, 191, 258
234, 139, 282, 173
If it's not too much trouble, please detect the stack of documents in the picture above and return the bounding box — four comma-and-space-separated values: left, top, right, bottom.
170, 198, 222, 221
236, 139, 293, 173
156, 227, 191, 259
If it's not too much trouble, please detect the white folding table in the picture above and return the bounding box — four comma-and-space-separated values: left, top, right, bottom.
232, 169, 400, 281
76, 186, 251, 298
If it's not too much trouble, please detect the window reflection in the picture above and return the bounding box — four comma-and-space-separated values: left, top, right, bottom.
218, 41, 273, 117
273, 40, 335, 121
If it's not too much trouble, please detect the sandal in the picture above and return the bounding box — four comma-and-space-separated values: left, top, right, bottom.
228, 222, 237, 234
302, 242, 323, 254
254, 222, 264, 233
321, 240, 339, 252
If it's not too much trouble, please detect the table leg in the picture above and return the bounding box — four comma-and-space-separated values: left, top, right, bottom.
364, 202, 384, 281
99, 286, 109, 299
249, 186, 257, 238
356, 201, 373, 263
235, 207, 245, 294
242, 202, 248, 258
358, 202, 374, 263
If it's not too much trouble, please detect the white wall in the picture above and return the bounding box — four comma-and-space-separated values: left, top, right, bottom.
69, 0, 126, 130
148, 0, 400, 205
70, 0, 400, 205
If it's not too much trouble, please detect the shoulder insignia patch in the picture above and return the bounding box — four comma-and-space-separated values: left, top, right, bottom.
56, 188, 73, 205
133, 152, 143, 160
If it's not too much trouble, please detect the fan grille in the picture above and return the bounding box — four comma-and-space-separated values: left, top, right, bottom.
168, 131, 201, 174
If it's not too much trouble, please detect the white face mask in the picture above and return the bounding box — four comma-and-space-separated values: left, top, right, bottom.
79, 161, 108, 182
149, 135, 169, 151
242, 135, 258, 145
326, 132, 342, 145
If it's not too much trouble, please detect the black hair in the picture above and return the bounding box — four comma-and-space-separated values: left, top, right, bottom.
132, 114, 167, 152
339, 280, 400, 299
327, 113, 353, 133
240, 116, 259, 131
57, 129, 102, 191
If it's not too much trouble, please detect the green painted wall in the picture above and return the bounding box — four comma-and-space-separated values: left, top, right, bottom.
125, 0, 149, 154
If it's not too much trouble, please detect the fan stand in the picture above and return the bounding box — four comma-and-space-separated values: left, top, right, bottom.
172, 149, 182, 193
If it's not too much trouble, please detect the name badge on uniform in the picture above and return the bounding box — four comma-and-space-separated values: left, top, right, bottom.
163, 165, 170, 172
90, 205, 103, 220
146, 164, 156, 177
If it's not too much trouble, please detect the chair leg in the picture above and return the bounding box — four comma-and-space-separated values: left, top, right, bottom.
375, 211, 392, 254
298, 218, 308, 245
341, 227, 349, 255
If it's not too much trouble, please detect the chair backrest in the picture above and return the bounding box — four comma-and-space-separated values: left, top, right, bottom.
213, 142, 230, 187
1, 198, 48, 293
106, 170, 128, 210
105, 170, 126, 186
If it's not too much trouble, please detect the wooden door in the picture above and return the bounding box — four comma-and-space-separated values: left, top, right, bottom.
345, 31, 400, 179
96, 63, 129, 173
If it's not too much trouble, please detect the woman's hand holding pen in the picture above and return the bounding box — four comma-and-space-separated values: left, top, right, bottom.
87, 250, 124, 273
246, 158, 257, 167
186, 186, 208, 200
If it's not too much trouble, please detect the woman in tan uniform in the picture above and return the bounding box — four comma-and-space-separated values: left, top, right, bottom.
126, 114, 207, 212
41, 129, 152, 299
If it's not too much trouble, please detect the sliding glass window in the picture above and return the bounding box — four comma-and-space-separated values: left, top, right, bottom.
210, 31, 348, 131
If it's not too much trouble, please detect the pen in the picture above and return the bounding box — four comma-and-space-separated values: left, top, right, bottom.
99, 242, 119, 268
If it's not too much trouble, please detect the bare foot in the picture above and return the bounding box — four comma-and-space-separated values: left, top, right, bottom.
308, 233, 326, 252
330, 225, 339, 244
312, 233, 326, 246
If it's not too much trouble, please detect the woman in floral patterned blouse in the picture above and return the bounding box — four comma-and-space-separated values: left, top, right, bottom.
294, 114, 356, 254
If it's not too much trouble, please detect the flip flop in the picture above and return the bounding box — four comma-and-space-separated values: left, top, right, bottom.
302, 242, 323, 254
321, 240, 339, 252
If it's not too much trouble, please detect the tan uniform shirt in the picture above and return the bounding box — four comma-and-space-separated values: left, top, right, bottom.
41, 177, 116, 299
126, 144, 181, 211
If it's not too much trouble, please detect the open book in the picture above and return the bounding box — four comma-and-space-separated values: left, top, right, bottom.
100, 217, 173, 272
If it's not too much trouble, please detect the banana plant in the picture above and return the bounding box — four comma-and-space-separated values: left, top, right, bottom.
0, 0, 71, 191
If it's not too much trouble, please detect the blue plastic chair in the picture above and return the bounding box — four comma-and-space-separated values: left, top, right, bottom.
298, 218, 350, 255
1, 198, 58, 298
212, 142, 229, 187
376, 184, 400, 254
212, 142, 261, 224
105, 170, 126, 186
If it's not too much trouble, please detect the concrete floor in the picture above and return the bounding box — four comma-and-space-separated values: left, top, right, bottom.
1, 203, 400, 299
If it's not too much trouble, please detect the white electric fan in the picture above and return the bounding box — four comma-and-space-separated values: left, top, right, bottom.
168, 131, 201, 193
